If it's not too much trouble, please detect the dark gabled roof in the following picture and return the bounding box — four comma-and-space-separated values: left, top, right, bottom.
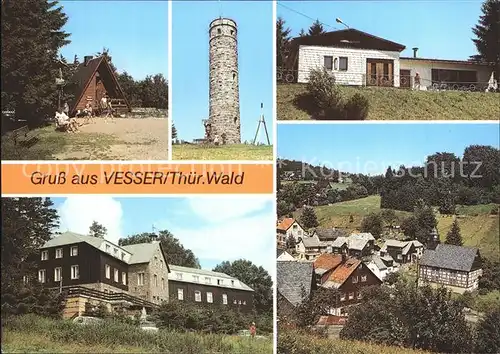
67, 55, 130, 114
290, 28, 406, 52
277, 261, 314, 307
277, 248, 285, 257
419, 244, 480, 272
313, 227, 349, 240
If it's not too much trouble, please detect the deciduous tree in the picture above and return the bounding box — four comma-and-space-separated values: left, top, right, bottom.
88, 221, 107, 238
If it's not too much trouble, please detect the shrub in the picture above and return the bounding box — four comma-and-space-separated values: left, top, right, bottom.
306, 68, 344, 112
344, 93, 369, 120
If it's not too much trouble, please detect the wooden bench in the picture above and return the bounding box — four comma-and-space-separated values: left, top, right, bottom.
12, 125, 39, 146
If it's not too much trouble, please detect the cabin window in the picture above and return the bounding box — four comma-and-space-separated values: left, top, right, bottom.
358, 292, 363, 299
41, 250, 49, 261
352, 276, 358, 284
38, 269, 46, 283
122, 272, 127, 285
71, 265, 79, 280
154, 274, 158, 287
222, 294, 228, 304
243, 301, 246, 305
340, 293, 346, 301
207, 292, 213, 303
70, 246, 78, 256
348, 292, 354, 300
177, 288, 184, 300
105, 264, 111, 279
55, 248, 63, 259
397, 254, 402, 260
137, 272, 145, 285
217, 279, 224, 285
339, 57, 348, 71
233, 299, 237, 304
54, 267, 62, 282
238, 300, 242, 305
323, 56, 333, 70
194, 291, 202, 302
334, 58, 339, 70
361, 275, 367, 282
114, 269, 119, 282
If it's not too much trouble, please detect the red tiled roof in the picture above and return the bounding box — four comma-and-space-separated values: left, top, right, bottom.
277, 218, 295, 231
326, 258, 361, 286
314, 254, 343, 272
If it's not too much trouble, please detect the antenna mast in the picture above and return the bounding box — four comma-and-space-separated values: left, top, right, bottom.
253, 102, 271, 145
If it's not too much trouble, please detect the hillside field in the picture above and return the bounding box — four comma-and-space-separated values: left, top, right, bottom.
305, 195, 499, 260
277, 84, 500, 120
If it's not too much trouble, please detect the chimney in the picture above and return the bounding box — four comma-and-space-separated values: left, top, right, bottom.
150, 233, 158, 243
83, 55, 93, 66
412, 47, 419, 58
73, 55, 79, 65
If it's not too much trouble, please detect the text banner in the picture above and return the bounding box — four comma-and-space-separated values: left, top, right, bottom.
1, 163, 273, 194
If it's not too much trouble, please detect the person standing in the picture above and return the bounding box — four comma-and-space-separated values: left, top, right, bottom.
249, 322, 256, 338
414, 72, 421, 90
63, 102, 70, 116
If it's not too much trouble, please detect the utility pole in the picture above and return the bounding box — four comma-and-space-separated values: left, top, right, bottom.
253, 103, 271, 145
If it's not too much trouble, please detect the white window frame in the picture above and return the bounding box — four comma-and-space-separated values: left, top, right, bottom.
114, 269, 119, 282
54, 267, 62, 282
194, 290, 202, 302
55, 248, 63, 259
177, 288, 184, 300
340, 293, 346, 301
361, 275, 367, 282
348, 292, 354, 300
207, 292, 213, 303
352, 276, 358, 284
222, 294, 228, 305
122, 272, 127, 285
41, 250, 48, 261
137, 272, 145, 286
38, 269, 46, 283
71, 265, 79, 280
70, 246, 78, 256
105, 264, 111, 279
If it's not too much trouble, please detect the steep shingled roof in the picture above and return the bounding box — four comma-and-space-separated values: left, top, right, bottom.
277, 218, 298, 231
314, 254, 343, 275
419, 244, 480, 272
322, 258, 361, 289
277, 261, 314, 306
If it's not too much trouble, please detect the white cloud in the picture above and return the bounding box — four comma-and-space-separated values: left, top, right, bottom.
162, 197, 275, 277
186, 196, 270, 223
58, 196, 124, 244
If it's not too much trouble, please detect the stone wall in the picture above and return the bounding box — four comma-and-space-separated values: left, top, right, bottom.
207, 18, 241, 144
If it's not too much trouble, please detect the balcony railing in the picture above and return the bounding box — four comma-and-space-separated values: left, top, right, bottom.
57, 285, 157, 308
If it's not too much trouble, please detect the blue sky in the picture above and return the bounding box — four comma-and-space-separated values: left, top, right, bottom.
51, 196, 274, 274
171, 1, 274, 142
278, 0, 483, 60
58, 1, 168, 80
278, 123, 500, 175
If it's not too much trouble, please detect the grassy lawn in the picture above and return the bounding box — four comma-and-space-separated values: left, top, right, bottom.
172, 144, 273, 160
307, 195, 499, 260
1, 125, 120, 160
277, 83, 500, 120
1, 315, 272, 354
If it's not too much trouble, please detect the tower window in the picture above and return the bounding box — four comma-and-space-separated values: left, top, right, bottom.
231, 30, 234, 35
234, 117, 237, 124
217, 28, 221, 34
233, 73, 236, 80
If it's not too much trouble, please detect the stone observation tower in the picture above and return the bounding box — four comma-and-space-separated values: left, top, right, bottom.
204, 17, 241, 145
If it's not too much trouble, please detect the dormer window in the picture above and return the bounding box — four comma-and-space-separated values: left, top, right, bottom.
105, 244, 111, 253
217, 279, 224, 285
113, 248, 118, 256
176, 273, 182, 280
121, 252, 126, 260
231, 280, 235, 286
205, 277, 211, 284
193, 275, 199, 282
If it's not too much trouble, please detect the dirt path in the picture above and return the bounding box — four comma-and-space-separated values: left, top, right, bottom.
54, 118, 169, 160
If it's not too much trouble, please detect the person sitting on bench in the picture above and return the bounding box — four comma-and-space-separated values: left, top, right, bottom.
55, 109, 78, 133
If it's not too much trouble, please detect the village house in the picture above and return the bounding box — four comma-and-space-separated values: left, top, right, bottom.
277, 218, 306, 242
284, 28, 494, 90
277, 261, 316, 323
321, 257, 382, 316
379, 239, 424, 264
35, 231, 254, 318
310, 227, 349, 250
277, 248, 296, 261
167, 265, 254, 313
277, 233, 286, 249
313, 253, 343, 286
295, 234, 328, 260
67, 54, 131, 117
36, 232, 167, 318
365, 254, 399, 281
417, 244, 483, 294
331, 232, 375, 258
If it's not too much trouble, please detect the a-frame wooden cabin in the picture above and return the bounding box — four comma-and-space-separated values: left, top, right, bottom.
67, 55, 131, 117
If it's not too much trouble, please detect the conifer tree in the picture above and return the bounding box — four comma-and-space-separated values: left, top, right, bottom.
445, 219, 463, 246
308, 19, 326, 36
300, 206, 319, 229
